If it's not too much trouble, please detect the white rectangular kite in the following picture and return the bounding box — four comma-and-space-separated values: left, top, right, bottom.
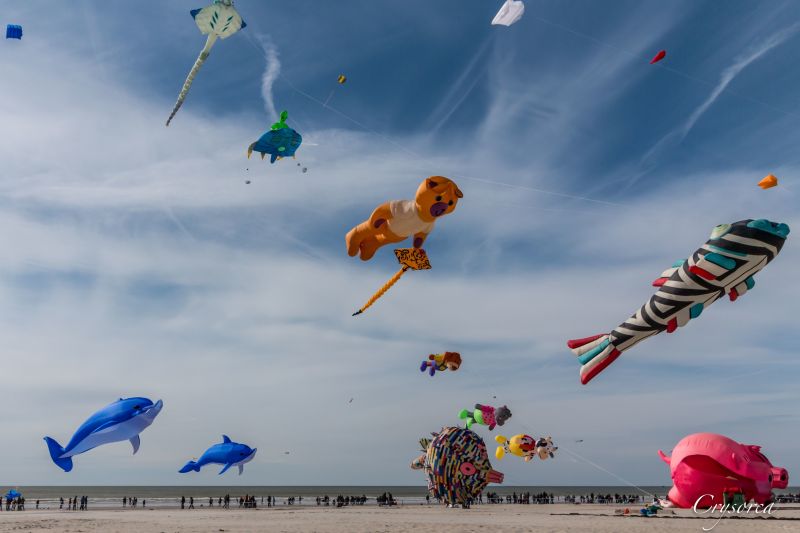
492, 0, 525, 27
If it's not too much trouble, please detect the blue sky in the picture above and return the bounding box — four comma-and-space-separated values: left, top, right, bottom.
1, 0, 799, 487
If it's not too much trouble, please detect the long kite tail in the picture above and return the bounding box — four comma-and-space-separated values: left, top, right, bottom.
166, 36, 217, 126
352, 267, 408, 316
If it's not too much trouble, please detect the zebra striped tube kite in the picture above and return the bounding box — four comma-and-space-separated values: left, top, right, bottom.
568, 219, 789, 384
166, 0, 246, 126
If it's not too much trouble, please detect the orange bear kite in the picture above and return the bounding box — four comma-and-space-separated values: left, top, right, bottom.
345, 176, 463, 261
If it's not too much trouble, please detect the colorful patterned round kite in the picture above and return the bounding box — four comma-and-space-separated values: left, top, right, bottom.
421, 426, 503, 505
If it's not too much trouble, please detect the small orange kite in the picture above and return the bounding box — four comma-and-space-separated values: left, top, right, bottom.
758, 174, 778, 190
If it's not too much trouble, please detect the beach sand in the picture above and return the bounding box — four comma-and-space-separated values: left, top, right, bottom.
1, 504, 799, 532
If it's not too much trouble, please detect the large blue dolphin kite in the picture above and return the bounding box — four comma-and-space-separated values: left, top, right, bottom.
44, 397, 163, 472
179, 435, 257, 475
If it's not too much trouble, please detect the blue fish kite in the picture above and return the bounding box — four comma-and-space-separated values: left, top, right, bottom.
44, 397, 163, 472
179, 435, 257, 475
247, 111, 302, 163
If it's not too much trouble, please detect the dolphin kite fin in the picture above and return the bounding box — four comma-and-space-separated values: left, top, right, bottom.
238, 464, 244, 475
130, 435, 141, 455
43, 437, 73, 472
219, 463, 233, 475
222, 435, 232, 443
179, 460, 200, 473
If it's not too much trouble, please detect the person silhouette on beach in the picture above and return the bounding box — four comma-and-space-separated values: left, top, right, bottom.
189, 497, 194, 509
181, 496, 185, 509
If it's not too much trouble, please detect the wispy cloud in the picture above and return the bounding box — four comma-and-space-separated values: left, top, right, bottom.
640, 21, 800, 169
257, 35, 281, 122
680, 22, 800, 141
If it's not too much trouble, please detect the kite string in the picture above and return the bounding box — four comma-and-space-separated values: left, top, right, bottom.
528, 14, 800, 120
240, 29, 622, 208
510, 420, 657, 499
559, 446, 656, 499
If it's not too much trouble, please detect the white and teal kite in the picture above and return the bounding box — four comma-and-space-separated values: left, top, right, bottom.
166, 0, 246, 126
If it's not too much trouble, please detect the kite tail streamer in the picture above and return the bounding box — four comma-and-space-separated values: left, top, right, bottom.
352, 267, 408, 316
166, 35, 218, 126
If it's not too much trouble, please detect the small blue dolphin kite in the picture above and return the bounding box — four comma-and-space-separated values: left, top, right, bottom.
44, 397, 163, 472
179, 435, 257, 475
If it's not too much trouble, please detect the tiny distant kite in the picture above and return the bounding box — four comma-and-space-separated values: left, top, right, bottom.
420, 352, 462, 376
568, 219, 789, 384
650, 50, 666, 64
324, 75, 348, 106
44, 398, 163, 472
758, 174, 778, 190
247, 111, 303, 163
352, 248, 431, 316
492, 0, 525, 26
346, 176, 462, 261
5, 24, 23, 40
459, 404, 512, 431
179, 435, 256, 475
166, 0, 246, 126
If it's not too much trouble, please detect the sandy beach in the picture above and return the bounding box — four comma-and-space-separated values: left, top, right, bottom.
1, 504, 799, 533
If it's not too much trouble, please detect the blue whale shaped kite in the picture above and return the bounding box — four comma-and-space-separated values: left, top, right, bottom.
179, 435, 257, 475
44, 397, 163, 472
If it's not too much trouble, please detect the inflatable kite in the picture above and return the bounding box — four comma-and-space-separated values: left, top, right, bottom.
495, 435, 557, 461
413, 426, 503, 506
535, 436, 557, 459
492, 0, 525, 26
247, 111, 303, 163
179, 435, 257, 475
459, 404, 511, 431
567, 219, 789, 384
337, 74, 347, 84
650, 50, 666, 64
346, 176, 462, 261
165, 0, 246, 126
44, 397, 163, 472
4, 489, 21, 500
352, 248, 431, 316
5, 25, 22, 40
420, 352, 462, 376
658, 433, 788, 508
758, 174, 778, 190
495, 434, 536, 461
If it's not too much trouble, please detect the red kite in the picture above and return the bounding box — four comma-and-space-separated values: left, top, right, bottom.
650, 50, 666, 64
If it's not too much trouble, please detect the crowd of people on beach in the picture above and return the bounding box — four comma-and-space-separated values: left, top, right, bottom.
461, 492, 648, 506
5, 490, 800, 510
57, 496, 89, 510
2, 496, 24, 511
